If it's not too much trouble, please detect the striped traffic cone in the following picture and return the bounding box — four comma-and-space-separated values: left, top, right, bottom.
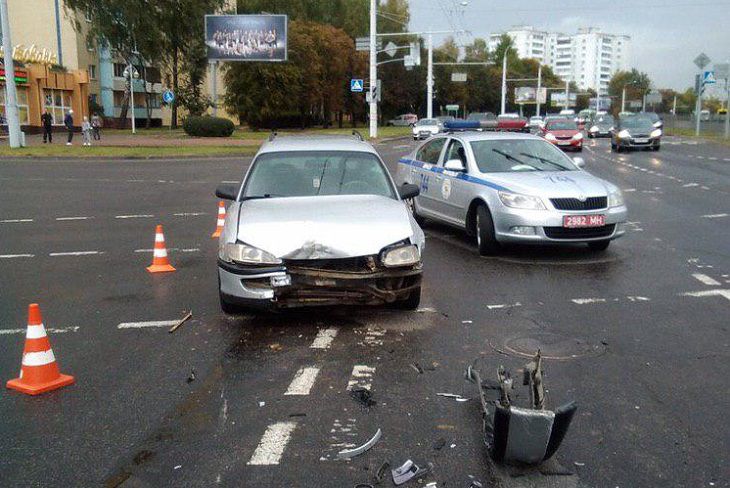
146, 224, 176, 273
6, 304, 75, 395
211, 201, 226, 238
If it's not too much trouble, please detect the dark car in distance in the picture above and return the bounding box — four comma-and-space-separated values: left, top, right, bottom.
611, 115, 662, 152
587, 114, 615, 138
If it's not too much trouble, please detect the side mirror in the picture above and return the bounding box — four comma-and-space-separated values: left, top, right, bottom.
572, 157, 586, 168
399, 183, 420, 200
444, 159, 466, 172
216, 184, 238, 200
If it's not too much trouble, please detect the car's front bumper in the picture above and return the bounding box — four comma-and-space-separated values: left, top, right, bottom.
549, 138, 583, 150
617, 136, 660, 149
413, 129, 438, 139
218, 258, 422, 309
492, 205, 628, 243
589, 129, 611, 137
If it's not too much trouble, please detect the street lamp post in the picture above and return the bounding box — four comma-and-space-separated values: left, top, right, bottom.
500, 54, 507, 115
0, 0, 22, 148
621, 81, 638, 113
368, 0, 377, 138
123, 64, 140, 134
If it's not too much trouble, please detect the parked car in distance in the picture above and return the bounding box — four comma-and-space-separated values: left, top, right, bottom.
468, 112, 498, 130
540, 119, 583, 151
559, 109, 575, 117
576, 109, 596, 130
611, 115, 662, 152
529, 115, 544, 129
587, 114, 615, 138
388, 113, 418, 126
699, 110, 710, 121
215, 134, 425, 312
497, 113, 529, 132
436, 115, 456, 124
396, 132, 627, 254
412, 118, 443, 140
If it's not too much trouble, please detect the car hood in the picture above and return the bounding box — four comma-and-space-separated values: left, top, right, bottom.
236, 194, 420, 259
482, 170, 616, 198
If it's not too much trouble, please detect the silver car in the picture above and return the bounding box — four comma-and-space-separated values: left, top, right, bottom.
215, 134, 425, 312
395, 132, 627, 254
412, 118, 443, 140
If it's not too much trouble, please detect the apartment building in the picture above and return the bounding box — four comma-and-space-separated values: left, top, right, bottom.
488, 26, 631, 94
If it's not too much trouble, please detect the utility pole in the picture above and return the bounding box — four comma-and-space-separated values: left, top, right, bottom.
500, 54, 507, 115
368, 0, 377, 138
621, 86, 627, 113
536, 64, 542, 117
672, 95, 677, 115
211, 61, 218, 117
695, 76, 702, 136
0, 0, 22, 148
427, 33, 433, 119
564, 79, 569, 110
724, 77, 729, 138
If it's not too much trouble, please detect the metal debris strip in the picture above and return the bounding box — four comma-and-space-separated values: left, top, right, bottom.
436, 392, 470, 402
336, 429, 382, 459
168, 310, 192, 333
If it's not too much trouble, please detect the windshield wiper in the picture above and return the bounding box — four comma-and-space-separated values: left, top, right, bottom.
492, 148, 527, 165
518, 153, 569, 171
241, 194, 280, 201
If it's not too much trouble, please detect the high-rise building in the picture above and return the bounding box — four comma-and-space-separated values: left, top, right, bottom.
488, 26, 631, 95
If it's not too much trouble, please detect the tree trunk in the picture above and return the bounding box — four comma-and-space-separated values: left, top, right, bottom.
338, 110, 343, 128
171, 47, 179, 129
143, 66, 152, 129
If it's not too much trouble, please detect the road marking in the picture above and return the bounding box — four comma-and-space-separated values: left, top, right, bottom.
49, 251, 101, 257
247, 422, 298, 465
284, 366, 321, 395
393, 144, 410, 149
486, 302, 522, 310
56, 216, 92, 221
623, 188, 636, 192
702, 213, 728, 219
683, 183, 699, 187
701, 186, 710, 190
347, 365, 376, 390
310, 327, 338, 349
681, 289, 730, 302
692, 273, 721, 286
133, 248, 200, 253
724, 158, 730, 162
696, 156, 705, 159
359, 327, 386, 347
0, 326, 79, 335
0, 254, 34, 259
117, 320, 179, 329
221, 180, 239, 184
173, 212, 207, 217
0, 219, 33, 223
114, 214, 154, 219
572, 298, 607, 304
708, 157, 718, 161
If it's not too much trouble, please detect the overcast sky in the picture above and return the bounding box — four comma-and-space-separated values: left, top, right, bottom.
407, 0, 730, 92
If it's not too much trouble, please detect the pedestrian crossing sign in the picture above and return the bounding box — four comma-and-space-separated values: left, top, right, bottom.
350, 79, 364, 92
702, 71, 716, 85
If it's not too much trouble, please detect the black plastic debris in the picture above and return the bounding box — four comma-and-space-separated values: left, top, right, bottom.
350, 386, 377, 407
186, 369, 196, 383
432, 438, 447, 451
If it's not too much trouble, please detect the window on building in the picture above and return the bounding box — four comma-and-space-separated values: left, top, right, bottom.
0, 87, 30, 125
114, 63, 127, 78
88, 64, 97, 80
42, 88, 72, 125
148, 94, 161, 109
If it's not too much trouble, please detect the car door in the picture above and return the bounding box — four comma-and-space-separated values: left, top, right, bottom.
412, 137, 447, 216
430, 138, 470, 224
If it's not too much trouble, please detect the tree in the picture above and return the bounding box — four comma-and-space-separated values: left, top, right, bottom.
608, 69, 652, 112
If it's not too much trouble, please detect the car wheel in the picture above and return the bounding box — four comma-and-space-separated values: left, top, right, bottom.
575, 147, 583, 152
475, 204, 500, 256
587, 240, 610, 252
610, 141, 616, 151
652, 145, 660, 151
394, 286, 421, 310
407, 197, 426, 227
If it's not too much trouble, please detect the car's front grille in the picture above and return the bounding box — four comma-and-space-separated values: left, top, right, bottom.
543, 224, 616, 240
283, 256, 378, 273
555, 136, 572, 140
550, 196, 607, 211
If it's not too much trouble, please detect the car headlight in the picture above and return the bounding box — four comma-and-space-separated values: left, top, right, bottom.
573, 132, 583, 140
381, 244, 420, 267
618, 129, 631, 139
609, 126, 614, 131
219, 242, 281, 265
650, 128, 662, 138
653, 121, 662, 128
590, 125, 599, 132
498, 191, 546, 210
545, 133, 557, 141
608, 189, 624, 208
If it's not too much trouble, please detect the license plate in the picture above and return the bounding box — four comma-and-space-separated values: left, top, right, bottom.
634, 138, 649, 143
563, 215, 605, 228
557, 140, 571, 145
270, 274, 291, 287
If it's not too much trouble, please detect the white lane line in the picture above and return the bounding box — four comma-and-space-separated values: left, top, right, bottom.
0, 219, 33, 223
133, 248, 200, 253
284, 366, 321, 396
623, 188, 636, 192
114, 214, 154, 219
681, 289, 730, 302
247, 422, 298, 465
683, 183, 699, 187
347, 365, 376, 390
0, 326, 79, 335
0, 254, 34, 259
692, 273, 721, 286
221, 180, 239, 184
724, 158, 730, 162
701, 186, 710, 190
702, 213, 728, 219
49, 251, 101, 257
173, 212, 207, 217
487, 302, 522, 310
571, 298, 607, 304
696, 156, 705, 160
117, 320, 179, 329
708, 157, 718, 161
55, 216, 92, 221
310, 327, 338, 349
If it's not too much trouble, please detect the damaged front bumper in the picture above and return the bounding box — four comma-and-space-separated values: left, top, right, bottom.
218, 257, 422, 309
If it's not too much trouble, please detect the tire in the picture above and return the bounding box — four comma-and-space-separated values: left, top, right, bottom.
575, 147, 583, 152
587, 240, 610, 252
652, 145, 660, 152
475, 204, 500, 256
616, 144, 623, 153
610, 141, 617, 151
394, 286, 421, 310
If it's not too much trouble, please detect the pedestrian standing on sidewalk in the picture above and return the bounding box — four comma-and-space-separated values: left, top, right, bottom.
82, 116, 92, 146
91, 113, 102, 140
41, 109, 53, 143
64, 109, 74, 146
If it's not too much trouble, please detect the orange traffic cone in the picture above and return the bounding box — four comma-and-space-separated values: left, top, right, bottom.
211, 201, 226, 238
146, 224, 176, 273
6, 304, 75, 395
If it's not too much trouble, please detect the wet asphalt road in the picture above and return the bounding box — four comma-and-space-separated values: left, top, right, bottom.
0, 135, 729, 488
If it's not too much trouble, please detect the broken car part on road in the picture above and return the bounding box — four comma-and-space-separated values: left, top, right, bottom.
391, 459, 432, 485
336, 428, 382, 459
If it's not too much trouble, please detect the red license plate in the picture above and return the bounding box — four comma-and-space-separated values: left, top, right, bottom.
563, 214, 605, 228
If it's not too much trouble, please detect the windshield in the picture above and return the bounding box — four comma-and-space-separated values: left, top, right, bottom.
243, 151, 396, 199
417, 119, 438, 126
470, 139, 577, 173
547, 120, 578, 130
595, 115, 614, 125
621, 116, 654, 129
642, 112, 660, 122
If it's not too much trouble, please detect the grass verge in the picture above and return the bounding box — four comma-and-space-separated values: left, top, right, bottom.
0, 145, 258, 159
665, 127, 730, 146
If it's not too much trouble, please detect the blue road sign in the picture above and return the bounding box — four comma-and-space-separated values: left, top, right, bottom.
702, 71, 716, 85
350, 79, 364, 92
162, 90, 175, 103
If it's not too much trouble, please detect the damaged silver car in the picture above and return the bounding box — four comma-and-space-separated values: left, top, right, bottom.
215, 134, 425, 312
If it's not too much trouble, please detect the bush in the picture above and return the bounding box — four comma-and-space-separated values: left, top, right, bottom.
183, 116, 235, 137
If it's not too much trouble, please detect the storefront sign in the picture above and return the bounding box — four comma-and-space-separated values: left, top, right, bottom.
0, 44, 58, 66
0, 68, 28, 83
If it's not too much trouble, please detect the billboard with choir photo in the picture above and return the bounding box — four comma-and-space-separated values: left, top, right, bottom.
205, 15, 288, 62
